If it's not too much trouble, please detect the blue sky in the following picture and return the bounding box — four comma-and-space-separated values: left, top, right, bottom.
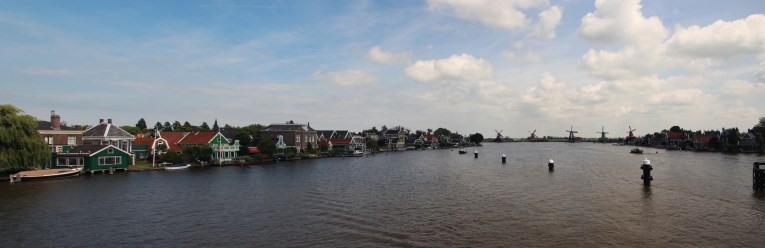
2, 0, 764, 138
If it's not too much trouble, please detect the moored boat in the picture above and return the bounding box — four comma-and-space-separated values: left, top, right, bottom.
9, 167, 83, 183
165, 163, 191, 170
458, 149, 467, 154
630, 148, 644, 154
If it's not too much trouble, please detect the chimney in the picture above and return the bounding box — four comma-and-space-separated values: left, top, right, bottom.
99, 119, 104, 124
107, 119, 112, 124
50, 110, 61, 130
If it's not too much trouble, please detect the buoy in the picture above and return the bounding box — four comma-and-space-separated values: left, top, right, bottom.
502, 154, 506, 164
474, 150, 478, 159
641, 158, 653, 186
548, 159, 554, 171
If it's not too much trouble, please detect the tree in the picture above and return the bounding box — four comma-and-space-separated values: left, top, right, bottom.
200, 122, 210, 131
162, 121, 172, 131
366, 138, 378, 152
172, 121, 181, 131
154, 122, 162, 131
434, 128, 452, 138
726, 128, 740, 152
136, 118, 147, 130
179, 121, 193, 132
757, 117, 765, 127
120, 125, 141, 135
161, 151, 182, 164
181, 146, 213, 163
212, 119, 219, 132
427, 128, 433, 134
756, 133, 764, 153
469, 133, 484, 144
319, 142, 330, 153
306, 143, 314, 154
0, 104, 51, 171
669, 126, 682, 132
257, 138, 276, 156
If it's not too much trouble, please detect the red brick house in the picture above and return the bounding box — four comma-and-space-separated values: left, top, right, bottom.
37, 110, 83, 152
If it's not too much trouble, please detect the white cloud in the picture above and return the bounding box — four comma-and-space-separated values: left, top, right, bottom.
721, 80, 765, 97
428, 0, 549, 30
312, 69, 378, 87
578, 0, 667, 46
666, 14, 765, 58
534, 5, 562, 39
405, 53, 493, 82
582, 46, 664, 80
647, 88, 704, 106
365, 46, 412, 64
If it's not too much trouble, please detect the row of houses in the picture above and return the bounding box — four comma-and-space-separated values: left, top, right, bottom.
637, 128, 761, 152
36, 111, 240, 172
36, 111, 476, 171
260, 122, 471, 153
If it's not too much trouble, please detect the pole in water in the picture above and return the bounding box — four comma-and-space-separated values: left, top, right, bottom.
474, 150, 478, 159
548, 159, 554, 171
641, 158, 653, 186
754, 162, 765, 191
502, 154, 506, 164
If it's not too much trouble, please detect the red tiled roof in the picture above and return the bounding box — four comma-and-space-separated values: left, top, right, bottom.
425, 134, 436, 141
318, 140, 330, 146
179, 132, 223, 146
158, 132, 187, 152
694, 135, 713, 143
133, 137, 155, 145
666, 132, 687, 139
248, 147, 261, 153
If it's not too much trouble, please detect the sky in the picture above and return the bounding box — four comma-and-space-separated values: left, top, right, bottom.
1, 0, 764, 138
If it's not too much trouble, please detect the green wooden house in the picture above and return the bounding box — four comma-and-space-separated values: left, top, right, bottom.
54, 144, 131, 172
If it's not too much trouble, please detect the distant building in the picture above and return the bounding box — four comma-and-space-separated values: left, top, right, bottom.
36, 110, 83, 152
132, 131, 239, 163
261, 122, 318, 152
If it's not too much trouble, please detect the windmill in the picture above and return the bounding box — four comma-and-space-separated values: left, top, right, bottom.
528, 130, 539, 141
494, 130, 504, 142
565, 125, 578, 142
626, 126, 637, 143
596, 126, 609, 143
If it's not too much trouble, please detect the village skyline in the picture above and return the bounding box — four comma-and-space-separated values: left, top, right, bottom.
2, 0, 765, 137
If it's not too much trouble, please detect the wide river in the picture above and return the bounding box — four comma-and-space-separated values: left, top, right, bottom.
2, 143, 764, 247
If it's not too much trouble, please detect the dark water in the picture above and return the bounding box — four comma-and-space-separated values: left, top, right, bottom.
2, 143, 764, 247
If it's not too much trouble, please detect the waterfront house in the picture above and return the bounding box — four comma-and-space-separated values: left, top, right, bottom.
131, 131, 186, 160
665, 132, 689, 148
54, 144, 130, 172
382, 129, 407, 150
261, 122, 318, 152
739, 132, 760, 152
179, 132, 240, 163
82, 119, 135, 153
36, 110, 83, 153
693, 134, 716, 151
317, 130, 352, 141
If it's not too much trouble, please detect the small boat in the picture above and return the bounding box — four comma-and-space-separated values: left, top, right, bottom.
165, 163, 191, 170
458, 149, 467, 154
9, 167, 83, 183
630, 148, 644, 154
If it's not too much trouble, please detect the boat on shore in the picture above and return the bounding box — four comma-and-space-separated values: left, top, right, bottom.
9, 167, 83, 183
164, 163, 191, 170
630, 148, 644, 154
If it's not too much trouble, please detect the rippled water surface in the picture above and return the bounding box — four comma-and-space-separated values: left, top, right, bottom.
2, 143, 765, 247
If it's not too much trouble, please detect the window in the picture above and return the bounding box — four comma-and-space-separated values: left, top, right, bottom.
57, 157, 83, 166
108, 148, 114, 154
98, 156, 122, 165
296, 135, 300, 143
44, 136, 53, 145
67, 136, 76, 145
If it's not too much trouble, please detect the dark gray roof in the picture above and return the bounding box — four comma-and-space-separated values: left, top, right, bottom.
65, 145, 109, 155
384, 129, 403, 135
264, 123, 315, 132
37, 121, 80, 131
83, 123, 135, 138
219, 127, 237, 140
335, 130, 349, 138
317, 130, 335, 139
